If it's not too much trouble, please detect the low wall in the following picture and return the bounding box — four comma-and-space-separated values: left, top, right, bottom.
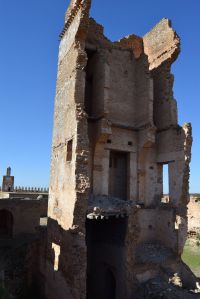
188, 198, 200, 233
0, 197, 48, 236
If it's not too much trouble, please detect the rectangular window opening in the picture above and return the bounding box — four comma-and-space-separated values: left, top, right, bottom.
161, 164, 169, 203
66, 139, 73, 162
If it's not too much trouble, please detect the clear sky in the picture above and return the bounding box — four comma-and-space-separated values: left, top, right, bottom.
0, 0, 199, 192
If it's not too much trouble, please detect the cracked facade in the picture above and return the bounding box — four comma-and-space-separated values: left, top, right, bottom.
44, 1, 198, 298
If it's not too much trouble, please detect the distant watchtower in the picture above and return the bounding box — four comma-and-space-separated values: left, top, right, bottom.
2, 167, 14, 192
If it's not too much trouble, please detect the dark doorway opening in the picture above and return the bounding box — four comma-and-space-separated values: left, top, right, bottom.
86, 217, 127, 299
104, 268, 116, 299
0, 210, 13, 238
109, 151, 128, 200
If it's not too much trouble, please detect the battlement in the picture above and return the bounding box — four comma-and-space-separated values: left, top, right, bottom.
0, 186, 49, 193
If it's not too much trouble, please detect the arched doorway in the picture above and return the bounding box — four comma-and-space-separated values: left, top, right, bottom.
0, 210, 13, 238
104, 268, 116, 299
86, 217, 127, 299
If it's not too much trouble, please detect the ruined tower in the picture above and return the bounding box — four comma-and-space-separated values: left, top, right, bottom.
45, 1, 197, 298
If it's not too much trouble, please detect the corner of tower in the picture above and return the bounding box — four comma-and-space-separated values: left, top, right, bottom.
60, 0, 92, 39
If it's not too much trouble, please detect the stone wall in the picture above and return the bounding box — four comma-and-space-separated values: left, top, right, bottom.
188, 198, 200, 233
0, 196, 48, 299
46, 1, 91, 298
0, 198, 48, 236
45, 0, 197, 298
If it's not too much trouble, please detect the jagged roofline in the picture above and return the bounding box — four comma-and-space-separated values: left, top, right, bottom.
143, 18, 180, 70
116, 18, 180, 69
60, 1, 180, 70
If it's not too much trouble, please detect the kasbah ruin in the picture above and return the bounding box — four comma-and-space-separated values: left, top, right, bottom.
0, 0, 200, 298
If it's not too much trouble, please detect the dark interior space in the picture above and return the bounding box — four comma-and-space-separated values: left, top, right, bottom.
86, 217, 127, 299
104, 269, 116, 299
66, 139, 73, 162
109, 151, 128, 200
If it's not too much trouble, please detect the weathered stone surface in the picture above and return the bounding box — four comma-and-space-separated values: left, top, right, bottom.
188, 196, 200, 234
44, 0, 197, 298
143, 18, 180, 70
1, 1, 196, 298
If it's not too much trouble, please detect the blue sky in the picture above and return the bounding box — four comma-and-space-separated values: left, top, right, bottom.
0, 0, 199, 192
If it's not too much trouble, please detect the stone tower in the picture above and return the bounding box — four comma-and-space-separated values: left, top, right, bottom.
2, 167, 14, 192
44, 1, 197, 298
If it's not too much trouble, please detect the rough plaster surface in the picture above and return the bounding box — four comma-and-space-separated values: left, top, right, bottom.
44, 0, 197, 298
1, 2, 197, 298
188, 198, 200, 233
0, 0, 197, 296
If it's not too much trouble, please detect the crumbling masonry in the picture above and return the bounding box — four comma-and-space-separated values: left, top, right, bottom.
44, 1, 199, 298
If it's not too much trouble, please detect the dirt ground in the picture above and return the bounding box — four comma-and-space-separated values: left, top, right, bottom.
182, 238, 200, 278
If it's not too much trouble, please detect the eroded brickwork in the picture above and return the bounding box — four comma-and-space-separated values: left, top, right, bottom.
45, 1, 199, 298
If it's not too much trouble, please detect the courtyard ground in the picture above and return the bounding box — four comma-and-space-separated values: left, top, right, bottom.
182, 238, 200, 278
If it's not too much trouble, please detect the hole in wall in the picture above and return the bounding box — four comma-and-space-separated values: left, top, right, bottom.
161, 164, 170, 203
86, 217, 127, 299
40, 217, 47, 227
66, 139, 73, 162
163, 164, 169, 194
52, 243, 61, 271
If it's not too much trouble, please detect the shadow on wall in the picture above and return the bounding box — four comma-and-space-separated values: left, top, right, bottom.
44, 217, 128, 299
0, 209, 13, 238
44, 218, 86, 299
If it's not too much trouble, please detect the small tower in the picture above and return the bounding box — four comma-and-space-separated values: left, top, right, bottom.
2, 167, 14, 192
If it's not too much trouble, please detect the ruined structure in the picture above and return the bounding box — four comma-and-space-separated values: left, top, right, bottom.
44, 1, 199, 298
0, 195, 48, 298
0, 1, 199, 298
0, 170, 48, 298
188, 195, 200, 235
